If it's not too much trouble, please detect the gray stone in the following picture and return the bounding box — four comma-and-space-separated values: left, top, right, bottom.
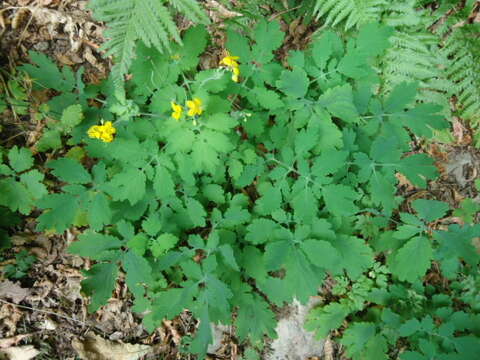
266, 298, 324, 360
445, 151, 477, 187
207, 324, 231, 354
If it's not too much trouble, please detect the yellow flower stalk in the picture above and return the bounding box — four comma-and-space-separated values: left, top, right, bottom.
186, 97, 203, 116
171, 101, 183, 120
87, 121, 116, 143
231, 65, 240, 83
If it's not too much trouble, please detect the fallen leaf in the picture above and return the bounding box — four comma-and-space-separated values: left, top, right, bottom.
395, 173, 415, 192
38, 318, 57, 331
163, 320, 181, 345
72, 332, 151, 360
0, 10, 6, 35
11, 8, 31, 30
205, 0, 242, 20
0, 280, 30, 303
428, 144, 448, 163
323, 336, 334, 360
0, 345, 39, 360
452, 117, 472, 145
0, 335, 31, 349
0, 304, 23, 337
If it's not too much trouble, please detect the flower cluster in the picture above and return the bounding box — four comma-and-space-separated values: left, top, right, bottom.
220, 52, 240, 82
87, 121, 116, 143
171, 97, 203, 121
186, 98, 203, 116
171, 101, 183, 120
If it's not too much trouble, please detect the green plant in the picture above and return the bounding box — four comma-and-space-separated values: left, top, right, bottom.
313, 0, 387, 30
0, 145, 47, 215
307, 200, 480, 359
22, 15, 480, 359
226, 0, 318, 24
2, 249, 36, 279
438, 15, 480, 132
88, 0, 210, 82
0, 70, 31, 118
453, 198, 480, 224
0, 207, 20, 250
20, 51, 106, 117
310, 0, 480, 137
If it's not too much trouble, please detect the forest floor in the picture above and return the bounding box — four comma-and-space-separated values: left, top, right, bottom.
0, 1, 479, 360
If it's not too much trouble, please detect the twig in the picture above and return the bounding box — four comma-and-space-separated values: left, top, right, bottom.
0, 297, 89, 327
16, 5, 38, 47
82, 38, 101, 50
269, 5, 302, 21
0, 131, 27, 144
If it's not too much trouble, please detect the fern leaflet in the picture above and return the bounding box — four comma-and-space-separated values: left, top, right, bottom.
168, 0, 210, 24
442, 27, 480, 124
90, 0, 208, 82
314, 0, 387, 30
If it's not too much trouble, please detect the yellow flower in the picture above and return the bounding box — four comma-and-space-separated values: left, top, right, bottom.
87, 125, 102, 139
220, 52, 240, 68
101, 121, 116, 143
186, 97, 203, 116
171, 101, 183, 120
231, 65, 240, 83
220, 52, 240, 82
87, 121, 116, 143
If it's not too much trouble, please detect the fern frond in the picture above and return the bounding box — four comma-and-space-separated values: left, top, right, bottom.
137, 0, 180, 48
89, 0, 208, 82
168, 0, 210, 24
383, 0, 425, 27
381, 31, 453, 112
441, 29, 480, 123
313, 0, 480, 125
314, 0, 387, 30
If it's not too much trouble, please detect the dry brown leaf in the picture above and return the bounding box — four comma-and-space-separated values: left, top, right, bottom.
396, 173, 415, 192
72, 332, 151, 360
0, 335, 31, 349
39, 0, 55, 6
0, 345, 39, 360
428, 144, 449, 163
323, 336, 334, 360
205, 0, 242, 20
27, 278, 54, 302
10, 235, 29, 246
11, 8, 31, 30
475, 12, 480, 23
452, 117, 465, 143
452, 117, 472, 145
0, 304, 23, 337
38, 318, 57, 331
162, 319, 182, 345
0, 280, 30, 303
7, 6, 85, 54
441, 216, 466, 226
453, 189, 465, 203
56, 54, 76, 66
0, 10, 6, 34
